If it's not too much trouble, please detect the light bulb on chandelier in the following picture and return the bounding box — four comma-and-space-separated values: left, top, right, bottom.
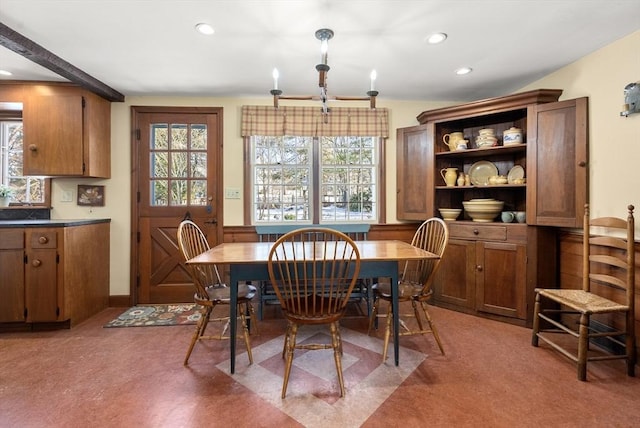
270, 28, 379, 113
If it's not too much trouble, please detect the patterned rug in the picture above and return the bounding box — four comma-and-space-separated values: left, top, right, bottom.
103, 304, 202, 327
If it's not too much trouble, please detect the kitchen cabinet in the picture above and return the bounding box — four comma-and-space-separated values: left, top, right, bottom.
0, 221, 110, 329
1, 82, 111, 178
397, 89, 588, 326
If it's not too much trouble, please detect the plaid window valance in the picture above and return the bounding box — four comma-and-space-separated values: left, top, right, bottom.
241, 105, 389, 137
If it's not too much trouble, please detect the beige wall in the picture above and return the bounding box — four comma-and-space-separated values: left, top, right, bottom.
49, 30, 639, 297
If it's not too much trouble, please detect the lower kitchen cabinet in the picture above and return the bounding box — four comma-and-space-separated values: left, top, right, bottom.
433, 222, 556, 327
0, 221, 110, 329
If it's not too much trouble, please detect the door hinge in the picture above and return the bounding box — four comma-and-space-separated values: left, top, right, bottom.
82, 162, 86, 174
136, 275, 140, 288
24, 308, 28, 319
24, 254, 28, 264
82, 96, 86, 108
56, 307, 60, 317
137, 192, 140, 203
137, 231, 140, 242
136, 128, 141, 140
56, 254, 60, 264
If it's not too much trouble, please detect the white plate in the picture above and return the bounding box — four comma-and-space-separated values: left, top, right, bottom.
469, 161, 498, 186
507, 165, 525, 184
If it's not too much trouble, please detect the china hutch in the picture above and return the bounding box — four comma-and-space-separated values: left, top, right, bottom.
397, 89, 588, 326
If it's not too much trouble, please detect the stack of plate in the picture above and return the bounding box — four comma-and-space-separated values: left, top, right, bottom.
462, 199, 504, 222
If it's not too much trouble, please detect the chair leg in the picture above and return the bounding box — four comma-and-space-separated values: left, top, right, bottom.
330, 321, 345, 397
531, 293, 541, 347
367, 294, 379, 335
382, 303, 393, 362
626, 311, 636, 377
420, 301, 445, 355
246, 302, 259, 335
282, 323, 298, 398
184, 306, 211, 365
577, 313, 589, 381
411, 300, 425, 331
239, 309, 253, 365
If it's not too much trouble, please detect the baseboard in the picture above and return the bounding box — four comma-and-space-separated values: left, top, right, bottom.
109, 295, 131, 307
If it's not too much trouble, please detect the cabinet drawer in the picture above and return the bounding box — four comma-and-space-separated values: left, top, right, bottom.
0, 230, 24, 249
448, 223, 507, 241
28, 230, 58, 249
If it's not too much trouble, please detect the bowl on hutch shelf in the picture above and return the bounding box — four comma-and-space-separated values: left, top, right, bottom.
462, 199, 504, 222
438, 208, 462, 221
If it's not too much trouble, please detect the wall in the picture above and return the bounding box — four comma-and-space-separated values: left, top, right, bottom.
48, 30, 639, 298
518, 30, 640, 223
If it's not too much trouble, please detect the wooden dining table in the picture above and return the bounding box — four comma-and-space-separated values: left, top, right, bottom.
187, 239, 439, 373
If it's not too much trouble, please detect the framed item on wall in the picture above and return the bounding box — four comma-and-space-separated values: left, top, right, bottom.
77, 185, 105, 206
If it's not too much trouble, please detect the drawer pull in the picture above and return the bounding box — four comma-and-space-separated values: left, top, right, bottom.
38, 236, 49, 244
476, 265, 483, 272
32, 259, 42, 267
28, 144, 38, 152
473, 229, 479, 235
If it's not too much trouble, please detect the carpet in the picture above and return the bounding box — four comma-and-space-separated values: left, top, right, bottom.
103, 304, 202, 327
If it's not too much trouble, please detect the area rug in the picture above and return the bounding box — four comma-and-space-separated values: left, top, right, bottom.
103, 304, 202, 328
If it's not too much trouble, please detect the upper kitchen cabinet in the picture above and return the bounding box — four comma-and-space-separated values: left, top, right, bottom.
397, 89, 588, 228
1, 82, 111, 178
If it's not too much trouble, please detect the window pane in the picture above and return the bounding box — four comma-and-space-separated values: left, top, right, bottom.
190, 180, 207, 205
151, 180, 168, 206
152, 153, 168, 178
1, 121, 45, 204
151, 124, 168, 149
171, 152, 188, 178
170, 180, 187, 205
190, 124, 207, 149
170, 124, 188, 149
190, 153, 207, 177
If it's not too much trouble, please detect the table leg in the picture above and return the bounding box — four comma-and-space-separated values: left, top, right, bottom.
391, 270, 399, 366
229, 267, 238, 374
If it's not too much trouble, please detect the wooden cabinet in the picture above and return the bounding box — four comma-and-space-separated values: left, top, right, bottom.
0, 230, 25, 322
1, 82, 111, 178
0, 222, 110, 328
397, 89, 588, 326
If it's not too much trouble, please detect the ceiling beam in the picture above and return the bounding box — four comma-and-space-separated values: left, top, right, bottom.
0, 22, 125, 102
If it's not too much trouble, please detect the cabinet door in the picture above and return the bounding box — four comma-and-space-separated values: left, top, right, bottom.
0, 230, 25, 322
475, 241, 527, 319
23, 94, 84, 176
527, 98, 588, 227
433, 238, 476, 309
25, 248, 59, 322
396, 124, 434, 220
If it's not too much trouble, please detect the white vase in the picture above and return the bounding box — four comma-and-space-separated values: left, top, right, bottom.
0, 197, 10, 207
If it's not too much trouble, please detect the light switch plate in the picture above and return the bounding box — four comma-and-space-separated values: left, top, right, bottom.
225, 188, 241, 199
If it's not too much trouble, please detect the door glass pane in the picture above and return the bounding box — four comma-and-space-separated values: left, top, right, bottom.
170, 124, 188, 149
170, 180, 187, 205
191, 124, 207, 149
190, 153, 206, 177
151, 124, 168, 149
151, 180, 168, 206
151, 153, 168, 178
190, 180, 207, 205
170, 152, 188, 178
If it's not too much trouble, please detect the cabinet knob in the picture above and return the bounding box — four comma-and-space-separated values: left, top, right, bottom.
476, 265, 483, 272
28, 144, 38, 152
473, 229, 479, 235
38, 236, 49, 244
578, 160, 586, 167
32, 259, 42, 267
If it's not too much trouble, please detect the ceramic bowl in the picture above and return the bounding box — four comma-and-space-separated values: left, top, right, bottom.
439, 208, 462, 221
462, 200, 504, 222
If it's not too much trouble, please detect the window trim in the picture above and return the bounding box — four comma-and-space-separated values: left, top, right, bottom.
243, 136, 386, 225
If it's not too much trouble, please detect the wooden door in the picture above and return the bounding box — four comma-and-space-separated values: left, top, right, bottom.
433, 238, 476, 310
132, 107, 223, 304
0, 229, 25, 322
396, 123, 434, 220
475, 241, 527, 319
527, 97, 588, 227
25, 229, 59, 322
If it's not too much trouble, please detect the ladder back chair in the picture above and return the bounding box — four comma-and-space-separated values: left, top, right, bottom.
256, 223, 371, 319
532, 204, 636, 381
267, 228, 361, 398
368, 217, 449, 361
176, 220, 258, 366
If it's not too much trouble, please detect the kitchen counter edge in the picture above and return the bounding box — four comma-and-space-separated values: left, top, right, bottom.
0, 219, 111, 228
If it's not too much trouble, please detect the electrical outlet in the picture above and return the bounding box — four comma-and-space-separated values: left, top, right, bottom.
61, 190, 73, 202
225, 188, 241, 199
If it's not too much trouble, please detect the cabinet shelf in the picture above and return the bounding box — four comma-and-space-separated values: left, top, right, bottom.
436, 184, 526, 190
436, 144, 526, 159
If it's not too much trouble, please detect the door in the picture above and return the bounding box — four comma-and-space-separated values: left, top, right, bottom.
396, 123, 433, 220
433, 238, 476, 310
132, 107, 223, 304
527, 97, 588, 227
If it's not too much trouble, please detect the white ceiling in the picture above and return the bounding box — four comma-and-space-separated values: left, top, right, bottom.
1, 0, 639, 102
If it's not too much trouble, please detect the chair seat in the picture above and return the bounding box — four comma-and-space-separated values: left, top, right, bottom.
372, 281, 424, 300
535, 288, 629, 314
199, 283, 257, 303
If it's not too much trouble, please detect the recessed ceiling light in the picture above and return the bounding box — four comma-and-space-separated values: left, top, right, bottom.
0, 70, 13, 76
195, 23, 214, 35
426, 32, 447, 44
455, 67, 473, 75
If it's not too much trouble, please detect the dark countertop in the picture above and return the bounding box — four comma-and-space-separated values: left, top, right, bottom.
0, 218, 111, 228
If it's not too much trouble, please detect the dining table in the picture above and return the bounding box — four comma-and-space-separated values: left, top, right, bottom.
187, 239, 439, 374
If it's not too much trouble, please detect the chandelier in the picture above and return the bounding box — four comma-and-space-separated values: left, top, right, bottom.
270, 28, 379, 115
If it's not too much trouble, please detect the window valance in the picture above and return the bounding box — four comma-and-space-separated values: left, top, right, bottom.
241, 105, 389, 137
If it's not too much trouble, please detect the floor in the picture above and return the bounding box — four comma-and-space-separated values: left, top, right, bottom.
1, 303, 639, 428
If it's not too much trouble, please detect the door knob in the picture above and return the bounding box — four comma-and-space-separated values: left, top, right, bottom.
476, 265, 483, 272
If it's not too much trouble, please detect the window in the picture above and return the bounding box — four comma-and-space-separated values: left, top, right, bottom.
250, 135, 379, 223
0, 120, 46, 205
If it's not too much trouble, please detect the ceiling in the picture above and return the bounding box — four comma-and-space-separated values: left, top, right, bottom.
1, 0, 639, 103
